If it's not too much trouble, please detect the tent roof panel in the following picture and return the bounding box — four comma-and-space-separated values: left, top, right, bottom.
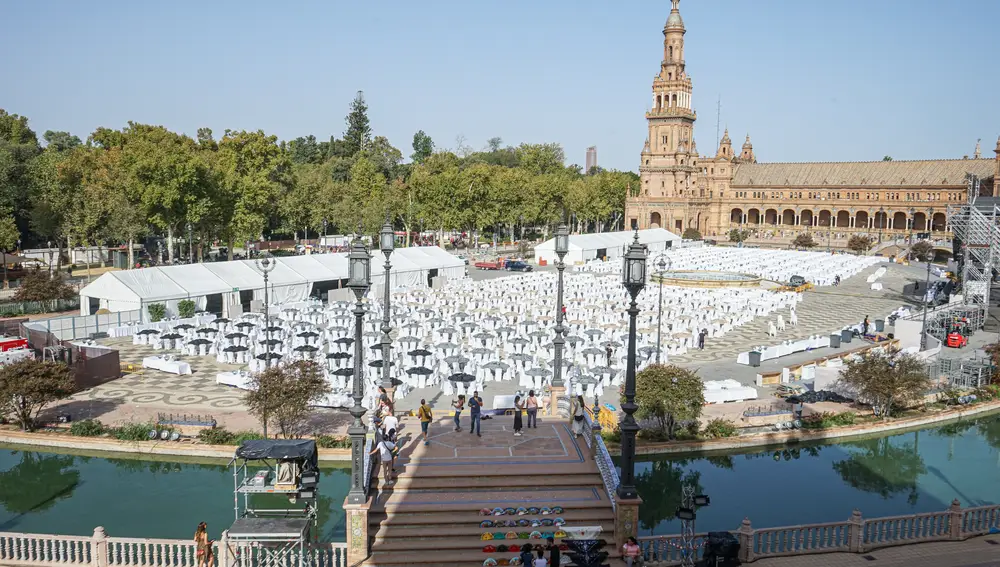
155, 264, 232, 296
274, 255, 340, 283
79, 272, 142, 303
107, 268, 189, 302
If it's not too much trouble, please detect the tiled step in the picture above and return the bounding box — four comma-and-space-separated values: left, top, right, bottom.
365, 547, 622, 566
387, 462, 599, 478
372, 492, 613, 514
374, 472, 604, 491
371, 535, 615, 552
372, 521, 617, 542
370, 508, 614, 528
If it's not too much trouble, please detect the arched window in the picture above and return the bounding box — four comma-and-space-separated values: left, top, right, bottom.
669, 46, 674, 59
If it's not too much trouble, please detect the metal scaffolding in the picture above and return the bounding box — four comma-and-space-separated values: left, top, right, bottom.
947, 175, 998, 326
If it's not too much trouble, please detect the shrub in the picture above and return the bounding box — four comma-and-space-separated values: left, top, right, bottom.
702, 418, 738, 439
233, 430, 266, 444
70, 419, 106, 437
801, 411, 857, 430
147, 303, 166, 323
0, 359, 75, 431
13, 268, 77, 301
634, 364, 705, 440
113, 421, 157, 441
792, 233, 816, 249
601, 430, 621, 444
682, 228, 702, 240
177, 299, 196, 319
315, 434, 352, 449
198, 427, 236, 445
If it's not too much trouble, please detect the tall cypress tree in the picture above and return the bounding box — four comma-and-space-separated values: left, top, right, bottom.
343, 91, 371, 156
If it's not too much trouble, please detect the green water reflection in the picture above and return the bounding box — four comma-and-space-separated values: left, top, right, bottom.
0, 447, 349, 541
628, 412, 1000, 536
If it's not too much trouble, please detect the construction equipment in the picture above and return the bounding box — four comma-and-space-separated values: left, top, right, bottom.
945, 317, 972, 348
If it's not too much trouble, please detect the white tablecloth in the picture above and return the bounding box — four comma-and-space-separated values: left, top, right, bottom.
142, 356, 192, 375
703, 380, 758, 404
217, 371, 252, 389
110, 314, 217, 338
736, 336, 831, 365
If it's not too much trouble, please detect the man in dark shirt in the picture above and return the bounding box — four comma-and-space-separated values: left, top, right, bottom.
468, 390, 482, 437
546, 536, 560, 567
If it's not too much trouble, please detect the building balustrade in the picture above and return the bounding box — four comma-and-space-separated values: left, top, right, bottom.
636, 500, 1000, 565
0, 528, 348, 567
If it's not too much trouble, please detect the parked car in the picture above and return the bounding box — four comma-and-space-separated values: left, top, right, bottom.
505, 261, 533, 272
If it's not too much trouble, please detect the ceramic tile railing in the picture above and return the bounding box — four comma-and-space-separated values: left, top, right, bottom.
0, 528, 348, 567
585, 409, 618, 513
637, 500, 1000, 565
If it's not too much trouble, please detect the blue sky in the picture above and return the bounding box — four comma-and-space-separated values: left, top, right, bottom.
4, 0, 998, 171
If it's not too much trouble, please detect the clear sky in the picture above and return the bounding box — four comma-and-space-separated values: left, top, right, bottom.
4, 0, 998, 172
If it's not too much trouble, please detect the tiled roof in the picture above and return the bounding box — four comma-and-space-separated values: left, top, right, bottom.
732, 159, 995, 187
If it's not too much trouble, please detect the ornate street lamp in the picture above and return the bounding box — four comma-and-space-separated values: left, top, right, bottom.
878, 207, 885, 243
379, 218, 395, 390
253, 251, 276, 439
346, 233, 372, 505
920, 208, 933, 351
653, 254, 672, 363
618, 230, 646, 500
551, 224, 569, 407
186, 222, 193, 263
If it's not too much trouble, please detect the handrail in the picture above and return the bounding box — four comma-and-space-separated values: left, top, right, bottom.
637, 500, 1000, 563
585, 409, 619, 513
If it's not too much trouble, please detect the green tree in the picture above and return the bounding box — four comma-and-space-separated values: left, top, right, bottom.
728, 228, 750, 243
0, 109, 42, 237
42, 131, 82, 152
792, 232, 816, 248
411, 130, 434, 164
514, 143, 565, 175
244, 361, 331, 439
486, 137, 504, 153
682, 227, 702, 240
910, 240, 934, 262
343, 91, 371, 156
340, 156, 388, 234
634, 364, 705, 439
882, 156, 893, 161
832, 437, 925, 503
0, 358, 75, 431
847, 235, 872, 254
836, 348, 930, 418
287, 135, 325, 164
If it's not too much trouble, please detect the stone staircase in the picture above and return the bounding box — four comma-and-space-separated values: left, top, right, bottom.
362, 415, 621, 567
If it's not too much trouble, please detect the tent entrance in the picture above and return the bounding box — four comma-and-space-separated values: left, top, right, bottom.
239, 290, 254, 312
427, 268, 438, 287
205, 293, 223, 315
312, 280, 339, 301
596, 248, 608, 260
88, 297, 100, 315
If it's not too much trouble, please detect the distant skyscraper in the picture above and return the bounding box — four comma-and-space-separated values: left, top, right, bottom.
586, 146, 598, 172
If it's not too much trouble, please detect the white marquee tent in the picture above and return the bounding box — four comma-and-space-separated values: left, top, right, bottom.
534, 228, 681, 265
79, 246, 466, 320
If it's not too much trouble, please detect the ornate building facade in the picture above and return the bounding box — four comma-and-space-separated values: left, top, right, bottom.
626, 0, 999, 244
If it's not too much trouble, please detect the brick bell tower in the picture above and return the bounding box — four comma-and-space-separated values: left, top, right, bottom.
629, 0, 700, 234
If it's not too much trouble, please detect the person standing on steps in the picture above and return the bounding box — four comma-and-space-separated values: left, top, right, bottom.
416, 399, 433, 446
571, 395, 586, 437
369, 429, 396, 485
545, 536, 560, 567
519, 543, 534, 567
533, 549, 548, 567
525, 390, 538, 429
452, 394, 465, 432
513, 394, 524, 436
468, 390, 482, 437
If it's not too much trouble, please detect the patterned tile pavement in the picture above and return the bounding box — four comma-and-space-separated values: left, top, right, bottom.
395, 417, 582, 464
751, 535, 1000, 567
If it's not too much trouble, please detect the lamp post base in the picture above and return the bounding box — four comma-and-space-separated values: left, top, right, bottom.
548, 385, 566, 418
614, 495, 642, 550
343, 496, 372, 566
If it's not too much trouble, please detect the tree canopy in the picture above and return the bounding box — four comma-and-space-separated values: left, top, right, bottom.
836, 348, 930, 418
634, 364, 705, 439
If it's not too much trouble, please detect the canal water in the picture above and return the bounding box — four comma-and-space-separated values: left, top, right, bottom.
629, 411, 1000, 536
0, 412, 997, 541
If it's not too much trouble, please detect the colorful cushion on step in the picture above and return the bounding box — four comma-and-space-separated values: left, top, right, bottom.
493, 507, 506, 516
529, 531, 543, 539
509, 559, 521, 567
481, 533, 494, 541
559, 556, 571, 565
493, 532, 506, 540
483, 545, 496, 553
540, 519, 554, 527
553, 517, 565, 526
539, 507, 552, 515
518, 519, 530, 527
504, 507, 517, 516
531, 520, 542, 527
498, 560, 509, 566
483, 559, 497, 567
527, 507, 540, 515
496, 545, 508, 553
508, 545, 520, 552
551, 506, 564, 514
554, 530, 567, 538
518, 532, 530, 539
505, 531, 519, 540
506, 520, 519, 528
558, 544, 568, 551
516, 507, 528, 515
481, 521, 494, 528
481, 508, 492, 516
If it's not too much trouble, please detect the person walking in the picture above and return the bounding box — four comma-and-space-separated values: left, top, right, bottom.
605, 345, 614, 366
194, 522, 212, 567
452, 395, 465, 432
545, 536, 560, 567
468, 391, 482, 437
525, 390, 538, 429
698, 328, 707, 350
519, 543, 534, 567
513, 394, 524, 436
862, 315, 870, 336
623, 536, 642, 567
417, 399, 433, 446
369, 428, 397, 485
571, 395, 586, 438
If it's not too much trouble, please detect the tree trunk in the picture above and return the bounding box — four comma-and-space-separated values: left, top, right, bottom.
403, 220, 411, 247
127, 237, 135, 269
166, 226, 175, 264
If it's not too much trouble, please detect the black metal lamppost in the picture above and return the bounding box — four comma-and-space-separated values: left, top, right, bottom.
653, 254, 671, 364
552, 225, 569, 402
346, 232, 372, 504
920, 207, 933, 351
379, 218, 395, 390
878, 207, 885, 243
186, 222, 193, 263
617, 230, 647, 500
254, 251, 276, 438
